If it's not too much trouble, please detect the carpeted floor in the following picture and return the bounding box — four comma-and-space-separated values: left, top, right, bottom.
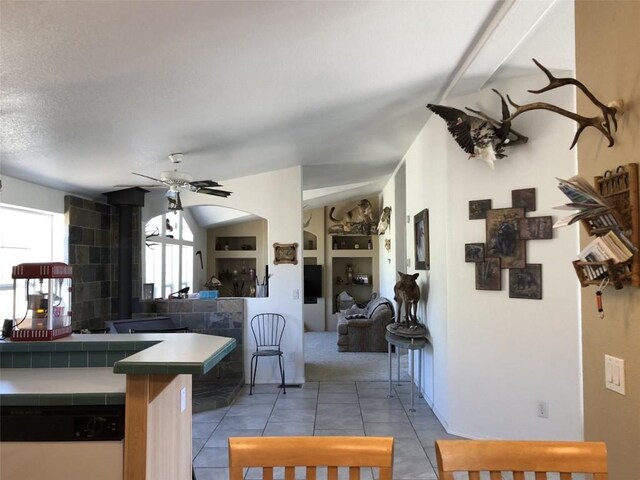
304, 331, 409, 382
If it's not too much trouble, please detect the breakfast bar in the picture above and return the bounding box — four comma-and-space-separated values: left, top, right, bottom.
0, 333, 236, 480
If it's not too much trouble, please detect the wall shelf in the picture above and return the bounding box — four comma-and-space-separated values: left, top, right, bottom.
577, 163, 639, 288
215, 236, 256, 251
573, 259, 632, 290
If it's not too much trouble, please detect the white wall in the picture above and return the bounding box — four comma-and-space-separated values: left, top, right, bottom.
386, 74, 583, 440
403, 110, 449, 421
1, 176, 68, 213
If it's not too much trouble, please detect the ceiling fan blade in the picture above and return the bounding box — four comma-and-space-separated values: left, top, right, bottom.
196, 188, 233, 198
190, 180, 222, 188
132, 172, 165, 183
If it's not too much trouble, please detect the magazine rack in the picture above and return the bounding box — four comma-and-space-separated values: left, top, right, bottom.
574, 163, 639, 288
573, 259, 631, 290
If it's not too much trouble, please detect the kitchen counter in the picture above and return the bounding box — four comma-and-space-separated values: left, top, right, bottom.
0, 332, 237, 479
0, 332, 236, 375
113, 333, 235, 374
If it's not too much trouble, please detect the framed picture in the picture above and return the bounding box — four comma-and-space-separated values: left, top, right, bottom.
512, 188, 536, 212
273, 242, 298, 265
475, 257, 501, 290
469, 199, 492, 220
485, 207, 526, 269
414, 209, 429, 270
509, 264, 542, 299
465, 243, 485, 263
519, 216, 553, 240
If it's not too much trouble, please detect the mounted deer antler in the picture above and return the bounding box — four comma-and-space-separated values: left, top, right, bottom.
506, 58, 624, 149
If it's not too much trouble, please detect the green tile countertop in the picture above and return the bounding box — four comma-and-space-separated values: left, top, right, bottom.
0, 367, 125, 406
0, 333, 237, 375
112, 333, 236, 375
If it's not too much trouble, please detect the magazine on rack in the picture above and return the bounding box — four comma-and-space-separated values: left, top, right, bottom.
553, 175, 616, 228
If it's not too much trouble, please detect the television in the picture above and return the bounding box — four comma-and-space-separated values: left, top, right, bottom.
304, 265, 322, 298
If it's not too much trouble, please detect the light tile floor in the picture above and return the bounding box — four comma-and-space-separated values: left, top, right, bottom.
192, 380, 462, 479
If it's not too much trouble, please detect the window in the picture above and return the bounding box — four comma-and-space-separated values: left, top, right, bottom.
0, 204, 64, 321
144, 211, 194, 299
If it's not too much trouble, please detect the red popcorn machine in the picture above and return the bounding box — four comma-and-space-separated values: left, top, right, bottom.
10, 262, 73, 341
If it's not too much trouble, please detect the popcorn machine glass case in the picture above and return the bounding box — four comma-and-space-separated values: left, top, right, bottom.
11, 262, 73, 341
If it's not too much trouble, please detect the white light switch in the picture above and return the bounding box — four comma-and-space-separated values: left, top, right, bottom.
292, 289, 299, 300
605, 354, 625, 395
180, 387, 187, 412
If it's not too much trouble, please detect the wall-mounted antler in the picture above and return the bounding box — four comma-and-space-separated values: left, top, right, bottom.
506, 58, 624, 149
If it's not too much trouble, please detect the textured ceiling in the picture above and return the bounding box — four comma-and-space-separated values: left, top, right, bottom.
0, 0, 574, 223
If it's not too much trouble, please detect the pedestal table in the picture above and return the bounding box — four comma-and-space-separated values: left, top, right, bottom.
385, 331, 427, 412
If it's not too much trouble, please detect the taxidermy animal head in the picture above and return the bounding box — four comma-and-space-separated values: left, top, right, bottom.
504, 58, 623, 149
330, 199, 374, 224
393, 272, 420, 326
427, 90, 528, 169
377, 206, 392, 235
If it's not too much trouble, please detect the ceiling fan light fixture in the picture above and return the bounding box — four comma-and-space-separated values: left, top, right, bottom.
166, 186, 179, 199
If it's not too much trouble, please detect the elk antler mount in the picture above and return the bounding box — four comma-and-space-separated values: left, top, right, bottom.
506, 58, 624, 149
427, 89, 529, 169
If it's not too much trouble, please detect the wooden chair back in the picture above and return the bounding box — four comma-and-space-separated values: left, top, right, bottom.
228, 436, 394, 480
435, 440, 608, 480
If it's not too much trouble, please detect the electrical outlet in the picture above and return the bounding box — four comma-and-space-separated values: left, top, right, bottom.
536, 401, 549, 418
286, 352, 295, 362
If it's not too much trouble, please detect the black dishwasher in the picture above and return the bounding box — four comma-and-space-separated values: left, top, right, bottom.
1, 404, 125, 441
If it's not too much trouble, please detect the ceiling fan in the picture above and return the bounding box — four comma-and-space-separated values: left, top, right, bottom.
126, 154, 232, 212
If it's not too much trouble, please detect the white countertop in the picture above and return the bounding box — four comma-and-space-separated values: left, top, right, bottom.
0, 368, 125, 396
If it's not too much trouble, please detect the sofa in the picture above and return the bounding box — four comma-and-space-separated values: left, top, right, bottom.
336, 297, 395, 352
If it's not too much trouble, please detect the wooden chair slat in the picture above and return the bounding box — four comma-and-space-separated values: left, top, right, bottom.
328, 466, 338, 480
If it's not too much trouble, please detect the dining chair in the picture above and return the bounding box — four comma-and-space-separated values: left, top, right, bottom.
249, 313, 286, 395
435, 439, 608, 480
228, 436, 394, 480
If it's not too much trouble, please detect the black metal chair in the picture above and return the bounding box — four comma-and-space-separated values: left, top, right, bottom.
249, 313, 286, 395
